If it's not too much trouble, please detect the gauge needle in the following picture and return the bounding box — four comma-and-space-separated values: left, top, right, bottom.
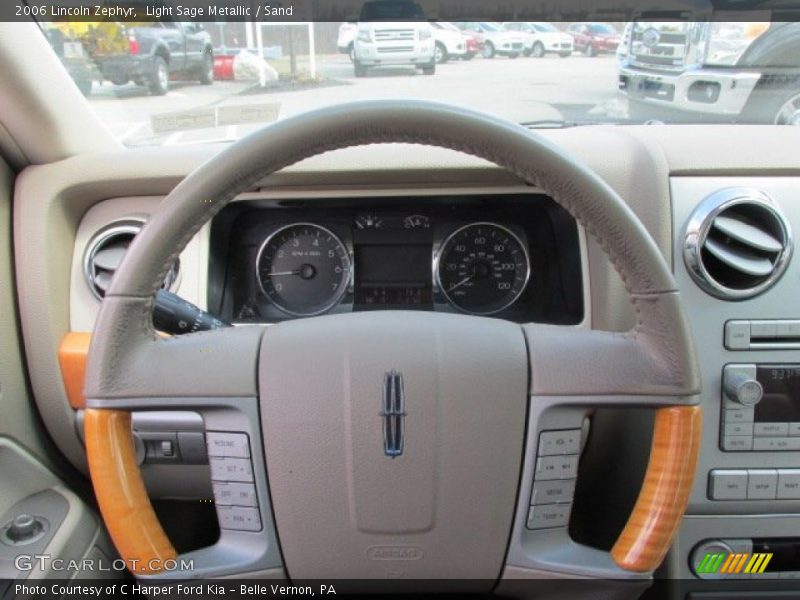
448, 274, 474, 292
266, 270, 301, 276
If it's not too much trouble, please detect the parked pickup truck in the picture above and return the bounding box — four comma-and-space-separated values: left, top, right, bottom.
45, 21, 214, 96
618, 21, 800, 125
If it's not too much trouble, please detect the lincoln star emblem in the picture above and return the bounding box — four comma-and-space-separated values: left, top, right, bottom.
381, 371, 406, 457
642, 27, 661, 48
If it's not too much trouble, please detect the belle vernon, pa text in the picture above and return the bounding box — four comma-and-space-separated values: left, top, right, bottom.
17, 584, 337, 597
47, 4, 293, 18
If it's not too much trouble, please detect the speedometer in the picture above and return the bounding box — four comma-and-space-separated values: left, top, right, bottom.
435, 222, 530, 315
256, 223, 351, 317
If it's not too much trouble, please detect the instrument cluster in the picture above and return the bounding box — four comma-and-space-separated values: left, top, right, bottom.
208, 196, 583, 325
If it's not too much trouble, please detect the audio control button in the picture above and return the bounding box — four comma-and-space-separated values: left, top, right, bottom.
724, 423, 754, 437
753, 437, 800, 451
723, 367, 763, 407
754, 423, 789, 437
723, 408, 754, 424
747, 469, 777, 500
709, 470, 748, 500
721, 436, 752, 451
777, 470, 800, 500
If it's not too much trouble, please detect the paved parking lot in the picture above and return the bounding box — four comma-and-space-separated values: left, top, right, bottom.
88, 53, 625, 146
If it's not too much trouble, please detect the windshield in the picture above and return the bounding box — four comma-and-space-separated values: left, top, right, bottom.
38, 17, 800, 147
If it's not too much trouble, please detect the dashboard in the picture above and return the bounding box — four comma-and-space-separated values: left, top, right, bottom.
14, 126, 800, 586
208, 195, 584, 325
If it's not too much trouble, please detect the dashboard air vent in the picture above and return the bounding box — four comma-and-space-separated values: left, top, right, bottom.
83, 220, 179, 300
684, 188, 792, 300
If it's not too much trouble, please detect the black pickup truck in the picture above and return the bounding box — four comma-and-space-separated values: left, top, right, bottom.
45, 21, 214, 96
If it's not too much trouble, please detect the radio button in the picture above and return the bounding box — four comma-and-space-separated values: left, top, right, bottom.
724, 321, 751, 350
777, 469, 800, 500
724, 423, 754, 437
722, 436, 752, 451
750, 321, 777, 338
723, 408, 754, 424
789, 423, 800, 437
747, 469, 778, 500
753, 437, 800, 451
709, 470, 748, 500
754, 423, 789, 437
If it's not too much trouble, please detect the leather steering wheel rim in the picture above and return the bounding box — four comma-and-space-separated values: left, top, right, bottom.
83, 100, 701, 577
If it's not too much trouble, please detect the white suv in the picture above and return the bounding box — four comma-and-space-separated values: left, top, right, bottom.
353, 0, 436, 77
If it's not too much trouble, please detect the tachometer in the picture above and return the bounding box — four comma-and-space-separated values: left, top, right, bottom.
435, 222, 530, 315
256, 223, 351, 317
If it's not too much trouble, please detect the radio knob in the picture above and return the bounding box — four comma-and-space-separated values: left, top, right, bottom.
724, 372, 763, 406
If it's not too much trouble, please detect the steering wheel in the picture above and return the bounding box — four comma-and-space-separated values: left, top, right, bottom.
83, 101, 701, 584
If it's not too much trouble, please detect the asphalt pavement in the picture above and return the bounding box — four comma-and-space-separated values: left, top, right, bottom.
87, 53, 625, 146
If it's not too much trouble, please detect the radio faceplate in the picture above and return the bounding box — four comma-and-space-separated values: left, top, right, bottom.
720, 364, 800, 452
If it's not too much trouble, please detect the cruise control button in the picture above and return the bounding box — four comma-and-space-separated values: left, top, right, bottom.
709, 469, 748, 500
217, 506, 262, 532
535, 455, 579, 480
213, 482, 258, 507
747, 469, 777, 500
777, 470, 800, 500
538, 430, 581, 456
531, 479, 576, 505
210, 457, 253, 482
207, 432, 250, 458
526, 504, 571, 530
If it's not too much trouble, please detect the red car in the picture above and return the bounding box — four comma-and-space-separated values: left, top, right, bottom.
566, 22, 620, 57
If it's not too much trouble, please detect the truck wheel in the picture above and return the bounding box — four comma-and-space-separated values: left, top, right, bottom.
148, 56, 169, 95
199, 52, 213, 85
522, 47, 532, 57
482, 42, 495, 59
421, 60, 436, 75
743, 85, 800, 125
354, 59, 368, 78
532, 42, 545, 58
434, 42, 448, 64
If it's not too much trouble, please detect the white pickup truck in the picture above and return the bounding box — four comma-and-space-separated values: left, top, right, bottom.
352, 0, 436, 77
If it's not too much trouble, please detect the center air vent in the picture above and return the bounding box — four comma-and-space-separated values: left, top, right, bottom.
83, 219, 179, 300
684, 188, 792, 300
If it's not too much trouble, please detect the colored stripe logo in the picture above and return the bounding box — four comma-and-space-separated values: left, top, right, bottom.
697, 552, 773, 575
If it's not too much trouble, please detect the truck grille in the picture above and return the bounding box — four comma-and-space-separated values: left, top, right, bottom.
629, 24, 688, 71
374, 29, 415, 41
377, 46, 414, 53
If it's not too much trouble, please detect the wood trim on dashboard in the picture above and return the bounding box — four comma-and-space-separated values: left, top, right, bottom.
611, 405, 702, 572
84, 408, 177, 573
58, 332, 91, 409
